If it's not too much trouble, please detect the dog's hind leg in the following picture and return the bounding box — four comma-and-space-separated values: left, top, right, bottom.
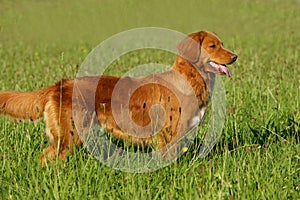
40, 99, 80, 166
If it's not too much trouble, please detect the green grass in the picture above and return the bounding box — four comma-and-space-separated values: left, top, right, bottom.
0, 0, 299, 199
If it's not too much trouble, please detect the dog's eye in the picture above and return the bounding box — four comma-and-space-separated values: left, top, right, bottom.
210, 44, 216, 49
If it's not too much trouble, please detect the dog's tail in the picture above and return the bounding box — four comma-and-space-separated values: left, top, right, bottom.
0, 88, 50, 120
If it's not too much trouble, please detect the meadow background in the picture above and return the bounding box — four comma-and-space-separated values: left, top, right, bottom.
0, 0, 299, 199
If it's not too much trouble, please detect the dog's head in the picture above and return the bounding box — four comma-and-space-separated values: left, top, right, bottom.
177, 31, 237, 77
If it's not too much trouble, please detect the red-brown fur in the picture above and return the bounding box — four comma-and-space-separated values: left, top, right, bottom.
0, 31, 237, 166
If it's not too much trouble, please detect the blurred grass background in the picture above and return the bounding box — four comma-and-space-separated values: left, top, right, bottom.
0, 0, 298, 47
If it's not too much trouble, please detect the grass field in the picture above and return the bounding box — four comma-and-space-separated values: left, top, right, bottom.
0, 0, 299, 199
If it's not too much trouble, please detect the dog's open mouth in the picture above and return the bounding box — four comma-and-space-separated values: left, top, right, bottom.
208, 61, 232, 77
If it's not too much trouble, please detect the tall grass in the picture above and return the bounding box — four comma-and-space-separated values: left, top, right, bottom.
0, 0, 299, 199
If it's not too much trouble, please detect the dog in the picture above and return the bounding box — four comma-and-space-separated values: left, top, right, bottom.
0, 31, 237, 166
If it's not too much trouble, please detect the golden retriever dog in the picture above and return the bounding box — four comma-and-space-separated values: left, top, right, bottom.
0, 31, 237, 166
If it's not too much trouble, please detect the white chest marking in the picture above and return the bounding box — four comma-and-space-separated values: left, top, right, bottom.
191, 106, 207, 127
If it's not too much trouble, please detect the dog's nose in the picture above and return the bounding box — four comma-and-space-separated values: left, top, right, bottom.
231, 54, 238, 62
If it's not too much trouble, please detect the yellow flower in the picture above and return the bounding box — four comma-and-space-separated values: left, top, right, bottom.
182, 147, 188, 153
80, 46, 87, 54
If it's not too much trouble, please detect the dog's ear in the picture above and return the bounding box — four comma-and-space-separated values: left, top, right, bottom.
177, 31, 206, 63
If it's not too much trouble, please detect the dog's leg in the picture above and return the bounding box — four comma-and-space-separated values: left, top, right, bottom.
40, 99, 80, 166
40, 100, 61, 166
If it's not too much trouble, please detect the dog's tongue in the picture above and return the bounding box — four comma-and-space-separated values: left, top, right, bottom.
218, 64, 232, 77
209, 62, 232, 77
